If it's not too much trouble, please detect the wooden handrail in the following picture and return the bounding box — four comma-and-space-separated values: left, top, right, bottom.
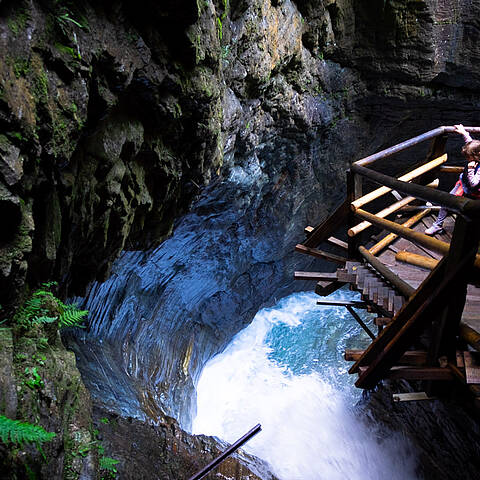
395, 251, 438, 270
358, 246, 415, 298
351, 164, 480, 217
351, 156, 446, 210
354, 126, 480, 167
349, 179, 438, 237
368, 209, 431, 255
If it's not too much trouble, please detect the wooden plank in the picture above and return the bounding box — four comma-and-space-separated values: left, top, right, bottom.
294, 271, 338, 281
317, 300, 368, 308
464, 351, 480, 384
304, 226, 314, 235
351, 154, 447, 210
295, 244, 347, 265
345, 349, 427, 365
395, 251, 438, 270
314, 280, 345, 297
392, 392, 436, 402
304, 198, 350, 248
327, 236, 348, 250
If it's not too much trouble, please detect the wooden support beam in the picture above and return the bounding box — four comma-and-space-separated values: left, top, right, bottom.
354, 252, 473, 389
368, 209, 431, 256
345, 349, 428, 365
295, 244, 347, 265
327, 236, 348, 250
357, 366, 453, 381
303, 199, 350, 248
395, 251, 438, 270
358, 246, 415, 298
294, 271, 338, 281
386, 366, 453, 381
304, 226, 314, 235
317, 300, 368, 308
351, 155, 447, 210
459, 323, 480, 352
427, 217, 480, 377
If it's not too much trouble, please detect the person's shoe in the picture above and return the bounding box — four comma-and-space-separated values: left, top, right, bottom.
425, 224, 443, 235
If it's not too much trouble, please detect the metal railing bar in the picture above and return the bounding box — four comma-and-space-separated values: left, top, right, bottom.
188, 424, 262, 480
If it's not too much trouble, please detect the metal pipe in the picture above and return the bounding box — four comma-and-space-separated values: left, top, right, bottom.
188, 424, 262, 480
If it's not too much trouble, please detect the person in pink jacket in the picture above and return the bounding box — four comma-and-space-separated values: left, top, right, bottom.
425, 124, 480, 235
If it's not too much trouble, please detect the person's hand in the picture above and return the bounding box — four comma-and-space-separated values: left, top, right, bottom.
454, 124, 468, 136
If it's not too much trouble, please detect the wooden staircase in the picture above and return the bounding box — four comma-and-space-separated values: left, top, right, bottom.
295, 125, 480, 404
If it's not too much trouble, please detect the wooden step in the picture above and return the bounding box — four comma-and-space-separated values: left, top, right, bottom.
294, 271, 337, 281
345, 349, 428, 365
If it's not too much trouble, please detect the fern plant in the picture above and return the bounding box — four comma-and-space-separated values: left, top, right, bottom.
14, 282, 88, 330
0, 415, 56, 447
100, 456, 119, 478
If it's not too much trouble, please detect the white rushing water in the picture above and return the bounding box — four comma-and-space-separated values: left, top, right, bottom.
192, 290, 420, 480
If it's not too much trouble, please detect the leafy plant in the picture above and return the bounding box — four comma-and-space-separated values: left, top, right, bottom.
24, 366, 44, 390
100, 456, 119, 478
0, 415, 56, 447
14, 282, 88, 330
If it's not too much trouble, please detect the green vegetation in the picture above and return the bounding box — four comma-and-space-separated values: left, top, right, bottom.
13, 58, 30, 79
55, 43, 81, 61
0, 415, 56, 447
14, 282, 88, 331
100, 456, 119, 478
7, 9, 30, 35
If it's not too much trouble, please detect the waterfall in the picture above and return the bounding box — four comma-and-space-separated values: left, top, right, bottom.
193, 290, 420, 480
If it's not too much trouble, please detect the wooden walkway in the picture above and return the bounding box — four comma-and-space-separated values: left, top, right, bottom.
294, 126, 480, 405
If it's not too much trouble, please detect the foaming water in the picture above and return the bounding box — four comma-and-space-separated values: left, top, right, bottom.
192, 290, 419, 480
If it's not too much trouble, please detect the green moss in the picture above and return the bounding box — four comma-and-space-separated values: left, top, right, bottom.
13, 58, 30, 79
32, 69, 49, 106
7, 9, 30, 35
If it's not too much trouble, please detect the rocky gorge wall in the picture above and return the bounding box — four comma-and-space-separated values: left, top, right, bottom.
3, 0, 480, 478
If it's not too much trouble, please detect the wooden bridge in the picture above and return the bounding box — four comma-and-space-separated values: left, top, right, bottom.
295, 126, 480, 403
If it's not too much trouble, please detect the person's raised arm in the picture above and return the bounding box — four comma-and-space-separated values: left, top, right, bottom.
454, 124, 473, 143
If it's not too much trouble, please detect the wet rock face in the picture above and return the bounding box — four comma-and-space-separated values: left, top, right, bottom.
0, 0, 225, 313
361, 382, 480, 480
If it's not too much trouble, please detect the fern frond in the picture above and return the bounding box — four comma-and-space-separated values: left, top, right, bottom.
31, 316, 58, 325
99, 456, 119, 472
59, 304, 88, 329
0, 415, 56, 446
